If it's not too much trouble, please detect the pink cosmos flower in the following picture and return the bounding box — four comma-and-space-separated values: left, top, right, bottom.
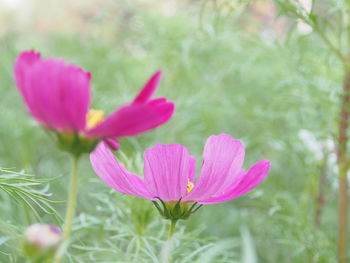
90, 133, 270, 219
14, 50, 174, 152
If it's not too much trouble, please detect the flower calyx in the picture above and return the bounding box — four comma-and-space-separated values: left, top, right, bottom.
152, 197, 203, 221
55, 132, 99, 157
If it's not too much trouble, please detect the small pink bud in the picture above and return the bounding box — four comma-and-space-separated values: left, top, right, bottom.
25, 224, 61, 248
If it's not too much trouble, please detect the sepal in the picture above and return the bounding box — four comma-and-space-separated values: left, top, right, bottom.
152, 197, 203, 221
55, 133, 99, 156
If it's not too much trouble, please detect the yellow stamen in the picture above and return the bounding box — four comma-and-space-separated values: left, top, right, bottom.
86, 109, 105, 129
187, 181, 194, 194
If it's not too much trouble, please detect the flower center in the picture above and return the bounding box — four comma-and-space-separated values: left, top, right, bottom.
87, 109, 104, 129
187, 181, 194, 194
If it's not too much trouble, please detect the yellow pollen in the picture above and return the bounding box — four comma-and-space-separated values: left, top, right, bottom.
87, 109, 105, 129
187, 181, 194, 194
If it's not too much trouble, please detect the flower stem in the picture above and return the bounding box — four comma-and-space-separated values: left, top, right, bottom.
63, 155, 80, 240
160, 220, 177, 263
168, 220, 177, 238
54, 155, 80, 263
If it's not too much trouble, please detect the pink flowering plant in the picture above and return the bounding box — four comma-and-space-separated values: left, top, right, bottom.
13, 50, 270, 263
90, 133, 270, 236
13, 50, 175, 263
14, 50, 174, 156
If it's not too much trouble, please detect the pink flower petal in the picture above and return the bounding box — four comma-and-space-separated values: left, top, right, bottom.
184, 134, 245, 201
14, 51, 91, 132
143, 143, 194, 201
87, 100, 174, 138
199, 160, 270, 204
14, 50, 42, 120
103, 138, 120, 151
188, 156, 196, 183
90, 142, 152, 199
133, 71, 162, 104
148, 97, 168, 106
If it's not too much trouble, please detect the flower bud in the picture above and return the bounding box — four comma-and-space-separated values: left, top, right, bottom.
23, 224, 61, 261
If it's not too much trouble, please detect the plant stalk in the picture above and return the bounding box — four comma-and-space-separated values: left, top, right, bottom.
315, 162, 327, 227
160, 220, 177, 263
337, 69, 350, 263
338, 175, 349, 263
54, 155, 80, 263
168, 220, 177, 238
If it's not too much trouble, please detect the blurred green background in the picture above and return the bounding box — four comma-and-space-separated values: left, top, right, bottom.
0, 0, 344, 262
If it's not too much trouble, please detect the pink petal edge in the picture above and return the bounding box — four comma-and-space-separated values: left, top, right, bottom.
90, 142, 152, 199
184, 133, 245, 201
133, 70, 162, 104
87, 100, 175, 138
14, 51, 91, 132
199, 160, 270, 204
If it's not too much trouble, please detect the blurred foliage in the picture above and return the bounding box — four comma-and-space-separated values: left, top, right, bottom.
0, 169, 59, 262
0, 169, 59, 221
0, 0, 346, 262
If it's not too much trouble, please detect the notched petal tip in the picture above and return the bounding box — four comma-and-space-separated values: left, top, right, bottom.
14, 50, 42, 84
153, 100, 175, 122
16, 50, 42, 61
198, 158, 271, 204
133, 70, 163, 104
207, 133, 240, 143
16, 54, 91, 132
204, 133, 245, 157
260, 160, 271, 170
86, 71, 92, 80
145, 142, 190, 156
14, 50, 43, 119
185, 133, 245, 200
252, 160, 271, 177
43, 58, 91, 79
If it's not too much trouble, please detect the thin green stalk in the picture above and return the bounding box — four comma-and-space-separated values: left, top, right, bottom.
160, 220, 177, 263
168, 220, 177, 238
54, 155, 80, 263
63, 155, 80, 240
312, 22, 347, 65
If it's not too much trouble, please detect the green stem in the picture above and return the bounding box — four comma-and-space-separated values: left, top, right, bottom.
313, 22, 347, 65
160, 220, 177, 263
63, 155, 80, 240
168, 220, 177, 239
54, 155, 80, 263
